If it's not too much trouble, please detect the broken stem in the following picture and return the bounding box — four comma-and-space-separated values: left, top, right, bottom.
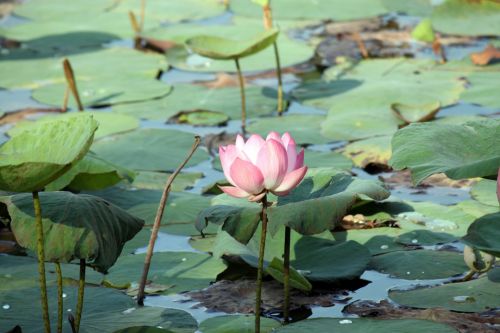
62, 59, 84, 112
137, 136, 202, 306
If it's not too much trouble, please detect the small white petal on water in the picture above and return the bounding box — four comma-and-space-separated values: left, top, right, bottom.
2, 304, 10, 310
380, 245, 389, 250
182, 258, 187, 262
339, 319, 352, 324
453, 296, 475, 303
411, 239, 418, 244
62, 293, 67, 298
122, 307, 136, 314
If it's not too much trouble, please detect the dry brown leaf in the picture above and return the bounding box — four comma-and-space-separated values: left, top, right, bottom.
345, 300, 500, 333
470, 44, 500, 66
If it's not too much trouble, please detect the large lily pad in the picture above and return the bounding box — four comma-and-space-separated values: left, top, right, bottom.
105, 251, 226, 294
431, 0, 500, 37
380, 0, 433, 16
153, 17, 314, 73
470, 179, 499, 207
2, 191, 144, 272
45, 152, 135, 191
333, 227, 407, 255
33, 78, 171, 108
0, 114, 98, 192
86, 187, 211, 234
113, 84, 278, 121
7, 111, 140, 140
214, 227, 371, 283
389, 268, 500, 312
198, 315, 280, 333
91, 129, 209, 171
198, 169, 390, 241
461, 72, 500, 109
315, 59, 464, 140
0, 255, 104, 291
390, 119, 500, 184
369, 250, 468, 280
0, 285, 198, 333
229, 0, 388, 21
273, 318, 458, 333
461, 212, 500, 258
186, 29, 279, 60
247, 115, 331, 145
0, 48, 167, 90
304, 149, 353, 170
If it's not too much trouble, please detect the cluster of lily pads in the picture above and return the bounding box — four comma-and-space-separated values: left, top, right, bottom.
0, 0, 499, 333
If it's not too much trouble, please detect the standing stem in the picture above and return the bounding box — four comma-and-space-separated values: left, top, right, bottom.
255, 194, 268, 333
272, 42, 284, 116
62, 59, 84, 112
283, 225, 291, 323
75, 259, 86, 333
137, 136, 201, 305
33, 191, 51, 333
234, 58, 246, 134
55, 262, 63, 333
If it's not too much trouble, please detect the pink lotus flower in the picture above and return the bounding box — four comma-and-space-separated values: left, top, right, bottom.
219, 132, 308, 201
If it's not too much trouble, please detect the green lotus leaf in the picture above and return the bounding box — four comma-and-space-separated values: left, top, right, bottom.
0, 285, 197, 333
389, 268, 500, 313
91, 129, 209, 171
461, 72, 500, 109
112, 84, 278, 121
333, 227, 407, 255
369, 250, 468, 280
105, 251, 226, 295
431, 0, 500, 37
213, 228, 371, 283
395, 230, 457, 246
113, 327, 175, 333
461, 212, 500, 258
1, 191, 144, 272
0, 114, 98, 192
197, 169, 390, 240
247, 115, 331, 145
304, 149, 353, 170
391, 101, 441, 124
470, 179, 499, 207
186, 28, 279, 60
380, 0, 433, 16
266, 257, 313, 292
7, 111, 139, 140
199, 315, 280, 333
174, 110, 229, 126
411, 18, 435, 43
45, 152, 135, 191
129, 171, 202, 192
230, 0, 388, 21
273, 318, 458, 333
390, 119, 500, 184
0, 47, 167, 90
0, 255, 106, 292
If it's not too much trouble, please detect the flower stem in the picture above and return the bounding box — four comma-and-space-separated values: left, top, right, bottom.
283, 225, 291, 323
255, 194, 268, 333
55, 262, 63, 333
234, 58, 246, 134
272, 41, 284, 116
33, 191, 51, 333
137, 136, 201, 306
75, 259, 86, 333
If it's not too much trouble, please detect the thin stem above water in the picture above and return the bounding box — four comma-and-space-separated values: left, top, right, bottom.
75, 259, 86, 333
55, 262, 63, 333
137, 136, 201, 306
283, 225, 291, 323
234, 58, 247, 134
33, 191, 51, 333
255, 193, 269, 333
